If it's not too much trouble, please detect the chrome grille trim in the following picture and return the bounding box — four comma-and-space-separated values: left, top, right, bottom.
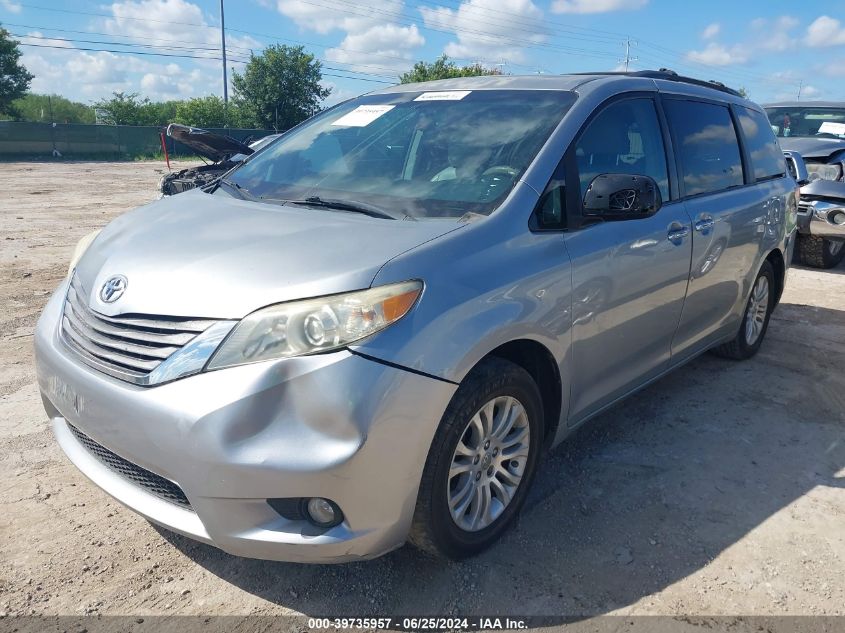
61, 274, 219, 385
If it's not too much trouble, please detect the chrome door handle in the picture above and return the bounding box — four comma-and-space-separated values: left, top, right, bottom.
667, 225, 690, 241
694, 216, 715, 232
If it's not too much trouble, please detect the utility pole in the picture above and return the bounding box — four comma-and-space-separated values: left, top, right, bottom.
796, 80, 803, 101
220, 0, 228, 108
621, 37, 638, 71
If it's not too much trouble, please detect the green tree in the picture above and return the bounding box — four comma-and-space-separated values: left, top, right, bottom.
137, 100, 180, 126
400, 55, 502, 84
232, 44, 330, 130
0, 26, 34, 117
93, 91, 148, 125
174, 95, 228, 128
9, 93, 95, 124
737, 86, 749, 99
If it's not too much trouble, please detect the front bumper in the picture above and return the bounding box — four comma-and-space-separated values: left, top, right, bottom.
797, 199, 845, 240
34, 280, 457, 563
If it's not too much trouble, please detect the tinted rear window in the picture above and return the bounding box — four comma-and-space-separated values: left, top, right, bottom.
665, 100, 744, 197
738, 107, 785, 181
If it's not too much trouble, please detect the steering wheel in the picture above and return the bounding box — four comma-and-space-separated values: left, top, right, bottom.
481, 165, 518, 178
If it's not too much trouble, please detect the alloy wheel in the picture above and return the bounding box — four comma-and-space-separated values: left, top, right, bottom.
447, 396, 531, 532
744, 275, 770, 345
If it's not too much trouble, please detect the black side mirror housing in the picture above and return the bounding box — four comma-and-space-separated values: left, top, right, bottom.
582, 173, 662, 221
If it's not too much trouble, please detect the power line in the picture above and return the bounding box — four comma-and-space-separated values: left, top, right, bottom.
16, 41, 395, 83
12, 0, 804, 93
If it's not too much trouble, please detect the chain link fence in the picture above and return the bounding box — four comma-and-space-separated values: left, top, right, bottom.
0, 121, 275, 160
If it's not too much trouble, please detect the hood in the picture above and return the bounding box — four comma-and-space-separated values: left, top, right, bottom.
74, 191, 463, 319
165, 123, 253, 162
800, 178, 845, 200
778, 136, 845, 161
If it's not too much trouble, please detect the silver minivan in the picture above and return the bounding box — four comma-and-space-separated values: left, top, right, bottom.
35, 71, 798, 563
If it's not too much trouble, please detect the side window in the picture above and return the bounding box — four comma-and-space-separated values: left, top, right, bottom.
575, 98, 670, 201
738, 107, 786, 181
665, 100, 744, 197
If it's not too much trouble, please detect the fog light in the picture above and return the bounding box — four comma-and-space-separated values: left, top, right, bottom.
832, 211, 845, 226
304, 497, 343, 528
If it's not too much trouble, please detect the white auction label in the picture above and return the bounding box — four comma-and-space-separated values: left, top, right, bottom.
818, 121, 845, 136
414, 91, 472, 101
331, 105, 395, 127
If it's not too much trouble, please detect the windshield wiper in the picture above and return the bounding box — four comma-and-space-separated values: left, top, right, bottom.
216, 178, 258, 201
280, 196, 413, 221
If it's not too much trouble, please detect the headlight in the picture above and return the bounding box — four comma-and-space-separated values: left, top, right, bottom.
67, 230, 101, 275
206, 280, 423, 370
806, 162, 843, 182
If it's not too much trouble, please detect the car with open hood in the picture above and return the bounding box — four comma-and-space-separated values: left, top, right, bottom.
158, 123, 281, 196
765, 102, 845, 268
36, 71, 798, 562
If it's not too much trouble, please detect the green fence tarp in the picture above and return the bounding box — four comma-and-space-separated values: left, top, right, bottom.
0, 121, 275, 159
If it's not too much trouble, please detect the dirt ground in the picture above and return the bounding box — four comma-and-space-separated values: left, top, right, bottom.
0, 162, 843, 623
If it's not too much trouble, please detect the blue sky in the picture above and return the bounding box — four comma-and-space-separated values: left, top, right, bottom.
2, 0, 844, 108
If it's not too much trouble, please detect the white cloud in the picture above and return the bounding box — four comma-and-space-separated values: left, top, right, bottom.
752, 15, 798, 51
1, 0, 22, 13
141, 67, 210, 101
801, 85, 822, 98
686, 15, 797, 67
551, 0, 646, 14
701, 23, 720, 40
326, 23, 424, 73
101, 0, 260, 65
275, 0, 424, 72
805, 15, 845, 47
419, 0, 547, 64
686, 42, 749, 66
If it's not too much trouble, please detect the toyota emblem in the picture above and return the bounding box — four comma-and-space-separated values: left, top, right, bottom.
100, 275, 128, 303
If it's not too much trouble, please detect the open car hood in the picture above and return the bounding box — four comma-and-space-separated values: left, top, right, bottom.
165, 123, 253, 162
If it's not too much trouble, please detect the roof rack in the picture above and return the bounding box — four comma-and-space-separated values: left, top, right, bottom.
571, 69, 744, 98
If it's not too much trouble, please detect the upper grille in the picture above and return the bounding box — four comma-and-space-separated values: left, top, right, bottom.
68, 423, 192, 509
61, 274, 217, 384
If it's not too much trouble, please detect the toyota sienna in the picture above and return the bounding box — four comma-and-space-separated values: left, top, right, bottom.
35, 71, 799, 562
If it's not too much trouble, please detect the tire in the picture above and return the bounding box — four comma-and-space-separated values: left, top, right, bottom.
794, 234, 845, 269
409, 357, 543, 559
712, 260, 775, 360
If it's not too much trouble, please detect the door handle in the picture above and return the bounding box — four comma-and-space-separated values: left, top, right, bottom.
667, 223, 690, 242
694, 216, 716, 232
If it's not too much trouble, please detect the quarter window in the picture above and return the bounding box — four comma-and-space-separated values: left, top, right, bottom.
665, 100, 744, 197
575, 98, 670, 201
738, 107, 786, 181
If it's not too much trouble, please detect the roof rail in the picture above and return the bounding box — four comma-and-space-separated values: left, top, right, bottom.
570, 69, 744, 98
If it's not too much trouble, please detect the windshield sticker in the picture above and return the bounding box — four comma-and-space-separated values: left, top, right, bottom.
414, 90, 472, 102
818, 121, 845, 136
331, 105, 395, 127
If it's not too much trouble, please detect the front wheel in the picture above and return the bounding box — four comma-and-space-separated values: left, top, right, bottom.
409, 357, 543, 559
794, 234, 845, 269
711, 260, 775, 360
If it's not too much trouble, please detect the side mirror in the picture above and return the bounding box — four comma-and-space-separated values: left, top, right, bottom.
783, 150, 809, 186
583, 173, 662, 221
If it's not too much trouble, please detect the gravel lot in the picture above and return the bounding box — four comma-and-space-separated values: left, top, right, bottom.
1, 161, 843, 623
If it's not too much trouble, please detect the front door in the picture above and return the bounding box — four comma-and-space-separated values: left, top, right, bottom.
563, 97, 693, 422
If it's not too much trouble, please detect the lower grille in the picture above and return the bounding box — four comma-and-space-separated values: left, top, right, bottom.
68, 424, 192, 510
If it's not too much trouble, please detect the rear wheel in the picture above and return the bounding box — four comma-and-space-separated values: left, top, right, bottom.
712, 260, 775, 360
794, 234, 845, 269
409, 357, 542, 559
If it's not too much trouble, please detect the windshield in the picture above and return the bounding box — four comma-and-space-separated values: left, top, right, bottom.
225, 90, 576, 218
765, 106, 845, 139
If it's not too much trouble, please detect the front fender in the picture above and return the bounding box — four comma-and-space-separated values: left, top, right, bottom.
352, 213, 573, 387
